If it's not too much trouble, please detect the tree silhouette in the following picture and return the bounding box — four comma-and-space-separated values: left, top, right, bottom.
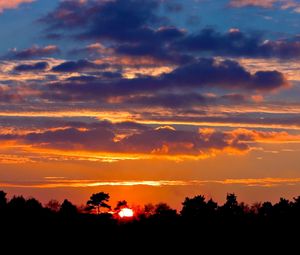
292, 196, 300, 212
221, 193, 243, 218
45, 199, 61, 212
225, 193, 238, 208
259, 201, 273, 217
8, 196, 26, 213
206, 198, 218, 214
87, 192, 111, 214
0, 191, 7, 210
274, 198, 291, 217
154, 203, 177, 219
114, 200, 128, 211
25, 198, 43, 214
143, 203, 155, 217
59, 199, 78, 216
181, 195, 218, 222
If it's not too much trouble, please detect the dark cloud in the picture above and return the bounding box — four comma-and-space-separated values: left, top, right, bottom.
101, 71, 123, 79
7, 45, 60, 59
41, 0, 161, 42
124, 93, 248, 109
136, 112, 300, 130
51, 59, 109, 73
125, 94, 208, 108
39, 0, 92, 29
119, 127, 241, 154
25, 126, 115, 151
162, 58, 287, 91
113, 26, 186, 57
0, 120, 252, 155
112, 26, 190, 64
66, 75, 98, 82
175, 28, 300, 59
13, 62, 49, 72
40, 0, 190, 64
42, 58, 287, 103
39, 1, 300, 61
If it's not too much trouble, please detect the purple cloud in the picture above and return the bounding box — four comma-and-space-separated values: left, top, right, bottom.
13, 61, 49, 72
7, 45, 60, 59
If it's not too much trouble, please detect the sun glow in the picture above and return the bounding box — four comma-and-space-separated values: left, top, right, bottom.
118, 208, 134, 218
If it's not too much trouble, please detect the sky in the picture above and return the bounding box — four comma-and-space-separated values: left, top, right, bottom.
1, 0, 300, 209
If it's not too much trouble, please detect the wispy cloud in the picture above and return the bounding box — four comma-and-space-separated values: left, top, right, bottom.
229, 0, 300, 12
0, 0, 35, 13
2, 177, 300, 188
230, 0, 278, 8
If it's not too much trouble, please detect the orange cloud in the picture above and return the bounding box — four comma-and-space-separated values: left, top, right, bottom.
0, 0, 35, 12
229, 128, 300, 143
0, 154, 34, 164
229, 0, 300, 12
2, 177, 300, 188
1, 124, 300, 164
230, 0, 277, 8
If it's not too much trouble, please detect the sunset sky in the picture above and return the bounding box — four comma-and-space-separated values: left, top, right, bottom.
1, 0, 300, 209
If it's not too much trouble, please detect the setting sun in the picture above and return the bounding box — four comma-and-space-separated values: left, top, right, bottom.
118, 208, 134, 218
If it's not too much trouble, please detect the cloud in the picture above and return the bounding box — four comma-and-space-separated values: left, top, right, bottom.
175, 28, 300, 59
51, 59, 109, 73
1, 120, 299, 159
7, 45, 60, 59
69, 43, 112, 58
162, 58, 288, 91
0, 0, 34, 13
0, 86, 22, 102
40, 0, 190, 64
13, 61, 49, 72
229, 0, 277, 8
0, 121, 256, 157
123, 93, 248, 109
229, 0, 300, 12
3, 177, 300, 188
41, 58, 288, 103
39, 0, 300, 62
41, 0, 161, 42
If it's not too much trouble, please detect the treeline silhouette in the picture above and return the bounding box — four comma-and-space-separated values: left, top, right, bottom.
1, 190, 299, 252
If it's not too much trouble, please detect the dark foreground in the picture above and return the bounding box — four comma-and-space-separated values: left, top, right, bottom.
1, 191, 299, 252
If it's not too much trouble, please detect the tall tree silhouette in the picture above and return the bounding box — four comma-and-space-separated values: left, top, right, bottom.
25, 198, 43, 215
0, 191, 7, 210
45, 199, 61, 212
292, 196, 300, 212
181, 195, 217, 219
221, 193, 243, 218
274, 198, 291, 216
154, 203, 177, 220
114, 200, 128, 211
87, 192, 111, 214
59, 199, 78, 216
8, 196, 26, 213
259, 201, 273, 217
